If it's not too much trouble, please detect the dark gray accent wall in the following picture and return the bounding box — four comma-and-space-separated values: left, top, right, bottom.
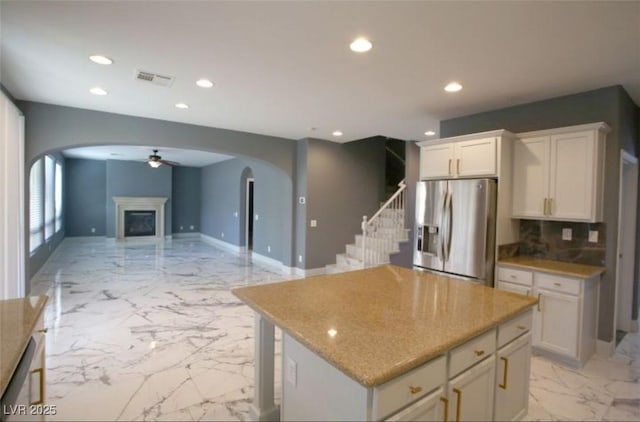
18, 101, 296, 176
172, 166, 201, 234
105, 160, 172, 237
303, 138, 386, 269
201, 158, 293, 266
440, 85, 638, 343
390, 141, 420, 268
64, 158, 106, 236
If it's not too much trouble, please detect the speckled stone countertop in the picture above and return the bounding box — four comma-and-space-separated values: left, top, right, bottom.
498, 256, 605, 278
233, 265, 537, 387
0, 296, 48, 396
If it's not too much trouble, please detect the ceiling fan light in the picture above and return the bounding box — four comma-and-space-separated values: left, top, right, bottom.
148, 160, 162, 168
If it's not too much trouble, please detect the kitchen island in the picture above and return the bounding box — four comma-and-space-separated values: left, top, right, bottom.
233, 265, 537, 421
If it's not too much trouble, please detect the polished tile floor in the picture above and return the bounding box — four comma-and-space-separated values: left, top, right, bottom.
31, 238, 639, 421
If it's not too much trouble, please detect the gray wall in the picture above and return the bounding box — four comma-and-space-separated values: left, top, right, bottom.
294, 141, 308, 268
64, 158, 106, 236
172, 166, 201, 234
302, 138, 386, 269
390, 141, 420, 268
201, 158, 293, 266
440, 85, 638, 343
18, 101, 296, 177
105, 160, 172, 237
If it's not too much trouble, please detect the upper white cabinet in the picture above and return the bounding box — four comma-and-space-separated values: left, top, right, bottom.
511, 123, 609, 222
417, 131, 507, 180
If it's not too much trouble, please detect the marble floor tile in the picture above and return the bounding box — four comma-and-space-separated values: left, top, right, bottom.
29, 238, 640, 421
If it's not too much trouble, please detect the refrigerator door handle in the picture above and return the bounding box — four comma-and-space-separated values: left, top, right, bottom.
446, 191, 453, 261
442, 191, 452, 261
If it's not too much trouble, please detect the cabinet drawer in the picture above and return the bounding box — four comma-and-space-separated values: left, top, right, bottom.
536, 273, 581, 295
373, 355, 446, 420
497, 267, 533, 286
449, 328, 496, 378
498, 310, 532, 348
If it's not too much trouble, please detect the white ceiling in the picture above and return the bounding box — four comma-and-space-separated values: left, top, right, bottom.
1, 1, 638, 144
62, 145, 233, 167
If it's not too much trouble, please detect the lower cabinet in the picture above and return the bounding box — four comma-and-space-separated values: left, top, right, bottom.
386, 387, 445, 422
494, 333, 532, 421
447, 356, 496, 421
535, 288, 579, 357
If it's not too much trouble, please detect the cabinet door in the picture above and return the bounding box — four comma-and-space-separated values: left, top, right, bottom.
420, 143, 454, 179
548, 130, 596, 221
454, 137, 497, 177
386, 387, 446, 422
512, 136, 550, 218
497, 281, 531, 297
534, 288, 580, 358
447, 356, 495, 421
495, 333, 531, 422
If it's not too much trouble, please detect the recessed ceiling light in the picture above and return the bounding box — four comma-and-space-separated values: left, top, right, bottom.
175, 103, 189, 109
196, 79, 214, 88
89, 87, 107, 96
349, 37, 373, 53
89, 55, 113, 65
424, 130, 436, 136
444, 82, 463, 93
332, 130, 343, 137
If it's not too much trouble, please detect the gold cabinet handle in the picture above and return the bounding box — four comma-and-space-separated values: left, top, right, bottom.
510, 274, 516, 279
38, 328, 48, 334
474, 349, 485, 357
549, 198, 553, 215
440, 397, 449, 422
554, 282, 562, 287
537, 293, 542, 311
409, 385, 423, 395
30, 368, 44, 405
543, 198, 548, 215
456, 159, 460, 175
453, 388, 462, 422
499, 356, 509, 389
448, 159, 453, 175
517, 324, 526, 330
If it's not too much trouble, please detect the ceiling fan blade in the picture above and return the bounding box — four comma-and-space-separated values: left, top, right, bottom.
159, 159, 180, 166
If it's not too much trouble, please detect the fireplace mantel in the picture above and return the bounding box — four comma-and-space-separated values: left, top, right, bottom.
113, 196, 168, 240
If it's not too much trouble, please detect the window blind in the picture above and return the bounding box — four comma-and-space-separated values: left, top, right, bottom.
44, 156, 55, 240
29, 159, 43, 253
55, 162, 62, 233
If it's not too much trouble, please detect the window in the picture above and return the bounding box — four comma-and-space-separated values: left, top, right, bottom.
55, 162, 62, 232
44, 156, 55, 240
29, 159, 44, 253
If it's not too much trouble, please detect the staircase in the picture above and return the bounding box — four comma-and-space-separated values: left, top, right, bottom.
326, 180, 409, 274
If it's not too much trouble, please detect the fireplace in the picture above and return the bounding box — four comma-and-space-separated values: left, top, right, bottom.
113, 197, 168, 240
124, 210, 156, 237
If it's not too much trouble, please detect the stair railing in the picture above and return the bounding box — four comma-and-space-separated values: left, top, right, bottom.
361, 179, 406, 268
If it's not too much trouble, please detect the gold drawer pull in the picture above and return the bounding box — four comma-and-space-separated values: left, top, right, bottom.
554, 282, 562, 287
440, 397, 449, 422
448, 159, 453, 175
456, 159, 460, 175
409, 385, 423, 395
517, 324, 526, 330
38, 328, 48, 334
537, 293, 542, 311
510, 274, 516, 279
453, 388, 462, 422
474, 349, 485, 357
30, 368, 44, 405
499, 356, 509, 390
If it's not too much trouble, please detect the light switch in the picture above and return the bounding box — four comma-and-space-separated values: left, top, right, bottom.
589, 230, 599, 243
310, 220, 317, 227
255, 214, 259, 221
299, 196, 306, 205
234, 211, 238, 218
267, 245, 271, 253
562, 228, 572, 241
298, 255, 303, 263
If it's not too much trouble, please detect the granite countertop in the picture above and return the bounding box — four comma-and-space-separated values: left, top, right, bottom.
0, 296, 48, 396
497, 256, 605, 278
232, 265, 537, 387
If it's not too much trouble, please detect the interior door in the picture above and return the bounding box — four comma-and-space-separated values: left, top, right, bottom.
414, 181, 446, 271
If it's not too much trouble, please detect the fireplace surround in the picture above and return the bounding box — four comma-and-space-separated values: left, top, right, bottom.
113, 196, 168, 240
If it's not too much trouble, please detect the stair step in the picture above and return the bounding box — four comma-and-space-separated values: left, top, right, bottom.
336, 253, 365, 270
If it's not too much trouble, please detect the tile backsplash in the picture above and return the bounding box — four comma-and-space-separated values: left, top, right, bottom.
517, 219, 606, 266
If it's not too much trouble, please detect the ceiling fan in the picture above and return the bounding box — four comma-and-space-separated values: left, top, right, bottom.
147, 149, 179, 168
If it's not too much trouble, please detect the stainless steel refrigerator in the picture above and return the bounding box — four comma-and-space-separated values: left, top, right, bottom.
413, 179, 497, 285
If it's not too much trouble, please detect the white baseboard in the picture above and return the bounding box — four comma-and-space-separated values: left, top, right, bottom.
631, 319, 638, 333
200, 233, 243, 253
294, 267, 326, 277
596, 339, 616, 357
65, 235, 107, 240
172, 232, 200, 239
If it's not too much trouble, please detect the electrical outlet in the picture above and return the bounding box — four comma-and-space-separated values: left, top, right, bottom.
310, 220, 317, 227
562, 228, 572, 241
91, 227, 96, 233
190, 225, 194, 230
298, 255, 302, 263
255, 214, 259, 221
286, 357, 297, 386
299, 196, 306, 204
180, 226, 184, 231
589, 230, 599, 243
221, 232, 225, 238
267, 245, 271, 253
234, 211, 238, 217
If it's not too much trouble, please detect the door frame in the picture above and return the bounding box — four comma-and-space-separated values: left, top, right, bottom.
245, 178, 254, 251
615, 150, 638, 335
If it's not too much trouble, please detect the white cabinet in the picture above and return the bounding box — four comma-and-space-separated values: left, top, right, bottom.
386, 387, 445, 422
418, 133, 500, 180
512, 123, 609, 222
496, 265, 599, 366
495, 333, 532, 422
447, 356, 496, 421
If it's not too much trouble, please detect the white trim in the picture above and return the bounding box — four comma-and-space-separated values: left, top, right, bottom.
596, 339, 615, 357
631, 319, 638, 333
172, 232, 200, 239
200, 233, 243, 253
517, 122, 611, 138
294, 267, 326, 277
416, 129, 515, 147
112, 196, 168, 240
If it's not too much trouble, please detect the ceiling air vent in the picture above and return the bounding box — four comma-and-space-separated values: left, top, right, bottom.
134, 69, 175, 87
